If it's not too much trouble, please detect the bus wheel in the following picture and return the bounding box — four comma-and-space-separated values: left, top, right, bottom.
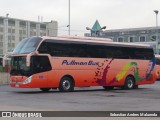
59, 77, 74, 92
103, 86, 114, 90
123, 76, 135, 89
40, 88, 51, 92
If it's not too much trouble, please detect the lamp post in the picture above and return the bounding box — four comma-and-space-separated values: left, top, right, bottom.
3, 13, 9, 55
86, 26, 106, 37
68, 0, 70, 35
154, 10, 159, 54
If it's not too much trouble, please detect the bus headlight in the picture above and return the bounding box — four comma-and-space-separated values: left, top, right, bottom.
23, 76, 32, 84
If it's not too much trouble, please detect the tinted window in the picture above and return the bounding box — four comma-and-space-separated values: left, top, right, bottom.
10, 56, 51, 77
38, 39, 154, 60
38, 40, 87, 57
31, 56, 52, 74
13, 37, 42, 54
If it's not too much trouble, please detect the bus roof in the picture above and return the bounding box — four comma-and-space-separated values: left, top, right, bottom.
58, 36, 113, 42
41, 36, 151, 49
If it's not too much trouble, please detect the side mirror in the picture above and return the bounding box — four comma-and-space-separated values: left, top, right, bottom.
26, 51, 39, 67
26, 54, 31, 67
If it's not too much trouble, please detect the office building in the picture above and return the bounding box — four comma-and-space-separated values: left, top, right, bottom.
0, 16, 58, 54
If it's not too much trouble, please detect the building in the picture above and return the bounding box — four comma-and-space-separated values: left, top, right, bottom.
102, 27, 160, 53
102, 27, 159, 43
85, 21, 160, 53
85, 20, 106, 37
0, 16, 58, 54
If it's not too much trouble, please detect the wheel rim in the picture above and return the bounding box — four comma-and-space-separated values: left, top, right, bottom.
62, 80, 70, 90
127, 79, 134, 88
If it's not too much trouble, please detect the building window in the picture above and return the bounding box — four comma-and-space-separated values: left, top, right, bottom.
139, 36, 146, 42
151, 35, 156, 41
30, 22, 36, 29
40, 32, 46, 36
0, 35, 3, 41
40, 24, 46, 30
8, 28, 15, 34
0, 27, 3, 32
12, 29, 15, 33
8, 35, 11, 41
118, 37, 124, 42
12, 36, 15, 41
129, 37, 134, 42
8, 20, 15, 26
8, 28, 12, 33
19, 21, 26, 28
0, 19, 4, 25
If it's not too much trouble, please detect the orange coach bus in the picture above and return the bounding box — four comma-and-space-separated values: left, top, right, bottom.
4, 36, 156, 92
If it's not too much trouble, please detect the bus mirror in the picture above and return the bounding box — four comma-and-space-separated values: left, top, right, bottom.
26, 51, 39, 67
26, 54, 31, 67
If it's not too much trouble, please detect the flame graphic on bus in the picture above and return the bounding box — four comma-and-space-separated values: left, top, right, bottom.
96, 58, 155, 85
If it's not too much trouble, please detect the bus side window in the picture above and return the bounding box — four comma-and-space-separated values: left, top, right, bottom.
31, 56, 52, 74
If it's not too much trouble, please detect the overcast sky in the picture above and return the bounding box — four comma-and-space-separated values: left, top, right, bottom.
0, 0, 160, 36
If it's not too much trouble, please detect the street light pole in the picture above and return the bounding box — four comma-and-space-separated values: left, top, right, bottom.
68, 0, 70, 35
154, 10, 159, 54
4, 13, 9, 55
86, 26, 106, 37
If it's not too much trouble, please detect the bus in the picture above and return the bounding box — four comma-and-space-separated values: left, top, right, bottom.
5, 36, 156, 92
155, 54, 160, 80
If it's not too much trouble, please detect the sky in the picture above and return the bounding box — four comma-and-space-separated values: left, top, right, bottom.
0, 0, 160, 36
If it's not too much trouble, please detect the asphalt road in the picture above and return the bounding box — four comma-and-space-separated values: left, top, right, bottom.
0, 81, 160, 112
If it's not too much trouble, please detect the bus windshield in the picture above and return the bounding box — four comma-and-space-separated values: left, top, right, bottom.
13, 37, 42, 54
10, 56, 30, 76
10, 56, 52, 77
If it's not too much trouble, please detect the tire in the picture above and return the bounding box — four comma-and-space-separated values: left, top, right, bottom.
103, 86, 114, 90
40, 88, 51, 92
59, 77, 74, 92
123, 76, 135, 90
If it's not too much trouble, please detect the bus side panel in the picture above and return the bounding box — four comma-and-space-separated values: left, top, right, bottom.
29, 72, 48, 88
155, 64, 160, 80
48, 57, 156, 88
47, 70, 96, 88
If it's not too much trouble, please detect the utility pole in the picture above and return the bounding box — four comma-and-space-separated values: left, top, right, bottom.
154, 10, 159, 54
68, 0, 70, 35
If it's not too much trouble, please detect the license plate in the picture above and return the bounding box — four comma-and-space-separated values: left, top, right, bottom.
15, 83, 19, 87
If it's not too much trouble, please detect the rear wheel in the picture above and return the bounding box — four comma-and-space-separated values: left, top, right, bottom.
59, 77, 74, 92
103, 86, 114, 90
40, 88, 51, 92
123, 76, 135, 90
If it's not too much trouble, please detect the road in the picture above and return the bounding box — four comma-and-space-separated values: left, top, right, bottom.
0, 81, 160, 112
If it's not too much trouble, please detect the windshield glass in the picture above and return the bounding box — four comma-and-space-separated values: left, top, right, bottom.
10, 56, 31, 76
13, 36, 42, 54
10, 56, 52, 77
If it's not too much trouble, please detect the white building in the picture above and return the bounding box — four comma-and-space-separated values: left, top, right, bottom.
0, 16, 58, 54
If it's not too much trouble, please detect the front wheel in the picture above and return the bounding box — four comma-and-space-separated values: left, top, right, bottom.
59, 77, 74, 92
123, 76, 135, 90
